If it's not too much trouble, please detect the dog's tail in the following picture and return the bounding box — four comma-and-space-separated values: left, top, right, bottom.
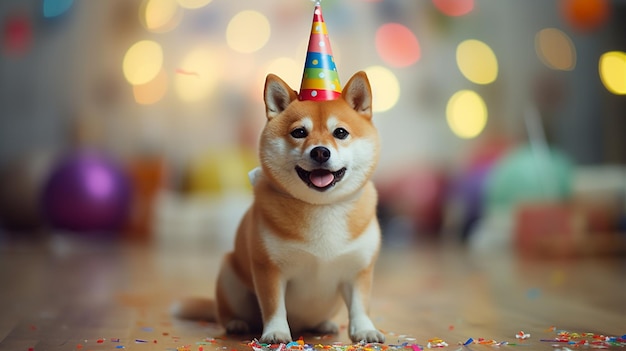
170, 297, 217, 322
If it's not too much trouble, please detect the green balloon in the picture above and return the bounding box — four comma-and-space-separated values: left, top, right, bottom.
485, 144, 573, 212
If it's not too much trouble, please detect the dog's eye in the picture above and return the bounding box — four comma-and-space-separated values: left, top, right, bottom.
333, 128, 349, 140
290, 128, 308, 139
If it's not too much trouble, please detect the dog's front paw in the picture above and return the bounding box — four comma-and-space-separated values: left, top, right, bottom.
260, 331, 292, 344
350, 329, 385, 344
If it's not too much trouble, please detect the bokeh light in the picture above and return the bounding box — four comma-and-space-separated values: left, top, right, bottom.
177, 0, 213, 9
560, 0, 610, 32
43, 0, 74, 18
133, 68, 168, 105
175, 46, 222, 102
142, 0, 183, 33
2, 14, 33, 56
535, 28, 576, 71
226, 10, 270, 54
265, 57, 301, 89
599, 51, 626, 95
456, 39, 498, 85
364, 66, 400, 113
446, 90, 487, 139
375, 23, 421, 68
432, 0, 474, 17
123, 40, 164, 86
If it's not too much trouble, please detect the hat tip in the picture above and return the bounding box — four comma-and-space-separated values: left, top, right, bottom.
298, 0, 341, 101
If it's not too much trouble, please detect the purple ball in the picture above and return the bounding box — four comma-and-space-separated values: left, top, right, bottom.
41, 151, 131, 234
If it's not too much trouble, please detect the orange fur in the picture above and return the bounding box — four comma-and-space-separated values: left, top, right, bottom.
174, 71, 384, 344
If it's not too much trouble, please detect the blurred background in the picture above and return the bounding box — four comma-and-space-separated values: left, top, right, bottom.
0, 0, 625, 257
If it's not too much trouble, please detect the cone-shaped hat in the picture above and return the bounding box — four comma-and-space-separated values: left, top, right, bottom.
299, 1, 341, 101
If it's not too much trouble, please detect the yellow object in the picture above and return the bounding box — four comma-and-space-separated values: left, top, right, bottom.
186, 148, 257, 195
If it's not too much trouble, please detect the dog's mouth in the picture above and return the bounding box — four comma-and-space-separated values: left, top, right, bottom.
295, 166, 347, 191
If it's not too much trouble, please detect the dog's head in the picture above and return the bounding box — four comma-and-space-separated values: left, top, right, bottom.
259, 71, 379, 205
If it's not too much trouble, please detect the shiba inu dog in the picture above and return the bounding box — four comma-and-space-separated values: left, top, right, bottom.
173, 71, 384, 344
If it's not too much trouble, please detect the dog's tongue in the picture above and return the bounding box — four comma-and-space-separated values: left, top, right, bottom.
310, 170, 334, 188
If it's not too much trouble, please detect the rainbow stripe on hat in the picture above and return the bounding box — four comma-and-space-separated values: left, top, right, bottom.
299, 3, 341, 101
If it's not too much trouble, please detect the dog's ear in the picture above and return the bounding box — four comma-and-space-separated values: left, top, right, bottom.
264, 74, 298, 120
342, 71, 372, 120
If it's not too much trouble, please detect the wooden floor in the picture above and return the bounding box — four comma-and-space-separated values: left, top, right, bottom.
0, 234, 624, 351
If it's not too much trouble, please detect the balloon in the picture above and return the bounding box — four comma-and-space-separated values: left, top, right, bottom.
41, 150, 131, 234
485, 145, 573, 212
454, 136, 511, 240
186, 148, 257, 195
455, 163, 492, 241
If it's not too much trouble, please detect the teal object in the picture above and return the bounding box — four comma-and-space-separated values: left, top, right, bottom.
485, 144, 573, 212
43, 0, 74, 18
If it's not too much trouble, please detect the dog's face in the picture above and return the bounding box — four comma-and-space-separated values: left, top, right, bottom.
259, 72, 379, 204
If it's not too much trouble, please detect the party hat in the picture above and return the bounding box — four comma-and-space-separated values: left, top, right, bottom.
299, 1, 341, 101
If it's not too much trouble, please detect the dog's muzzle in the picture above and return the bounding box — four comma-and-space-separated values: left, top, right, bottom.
295, 166, 346, 191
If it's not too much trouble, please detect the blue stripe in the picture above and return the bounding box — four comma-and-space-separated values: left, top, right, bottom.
303, 52, 337, 71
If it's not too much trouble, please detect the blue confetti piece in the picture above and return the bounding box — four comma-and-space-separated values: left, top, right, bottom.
286, 341, 299, 348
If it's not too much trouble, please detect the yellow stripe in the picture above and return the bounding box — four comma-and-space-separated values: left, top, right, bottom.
300, 77, 341, 91
311, 21, 327, 35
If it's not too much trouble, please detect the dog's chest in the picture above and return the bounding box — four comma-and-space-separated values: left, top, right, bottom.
262, 204, 379, 278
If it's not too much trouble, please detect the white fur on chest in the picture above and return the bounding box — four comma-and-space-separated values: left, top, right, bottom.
262, 203, 379, 272
260, 203, 379, 329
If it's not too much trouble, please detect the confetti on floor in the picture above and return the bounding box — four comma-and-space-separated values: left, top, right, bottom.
245, 328, 626, 351
539, 329, 626, 348
62, 326, 626, 351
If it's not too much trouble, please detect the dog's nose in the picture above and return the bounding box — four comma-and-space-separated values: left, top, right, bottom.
310, 146, 331, 164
